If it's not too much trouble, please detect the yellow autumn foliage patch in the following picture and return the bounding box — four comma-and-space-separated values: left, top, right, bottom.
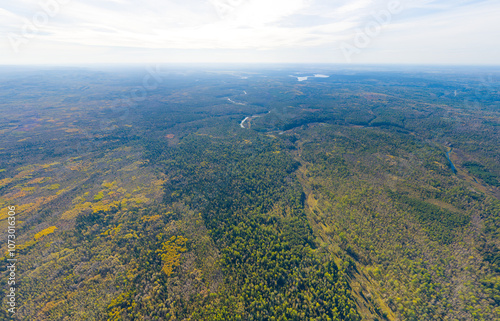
0, 206, 15, 221
34, 226, 58, 240
46, 183, 60, 190
141, 214, 161, 222
0, 178, 13, 188
102, 181, 118, 189
0, 198, 55, 220
61, 202, 92, 220
26, 177, 46, 185
101, 224, 122, 237
156, 236, 188, 276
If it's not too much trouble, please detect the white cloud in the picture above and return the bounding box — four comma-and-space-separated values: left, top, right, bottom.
334, 0, 373, 15
0, 0, 499, 64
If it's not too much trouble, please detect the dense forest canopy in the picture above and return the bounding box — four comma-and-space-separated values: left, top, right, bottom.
0, 65, 499, 320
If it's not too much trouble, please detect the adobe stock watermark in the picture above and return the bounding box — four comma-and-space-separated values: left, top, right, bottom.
340, 0, 404, 63
8, 0, 71, 53
52, 65, 164, 179
5, 206, 17, 315
100, 65, 164, 130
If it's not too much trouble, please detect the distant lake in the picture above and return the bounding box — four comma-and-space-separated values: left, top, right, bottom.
291, 74, 330, 81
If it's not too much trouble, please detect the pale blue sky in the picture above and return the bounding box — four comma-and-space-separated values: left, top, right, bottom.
0, 0, 498, 65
